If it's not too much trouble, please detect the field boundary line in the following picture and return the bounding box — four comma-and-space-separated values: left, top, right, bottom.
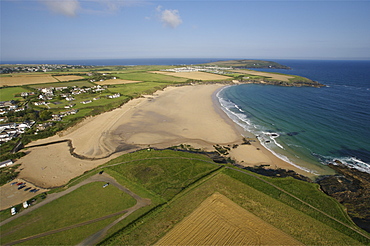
226, 166, 370, 240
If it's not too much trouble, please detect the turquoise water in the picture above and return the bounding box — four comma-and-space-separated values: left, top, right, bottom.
217, 60, 370, 174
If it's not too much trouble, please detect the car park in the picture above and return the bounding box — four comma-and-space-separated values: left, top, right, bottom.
18, 185, 26, 190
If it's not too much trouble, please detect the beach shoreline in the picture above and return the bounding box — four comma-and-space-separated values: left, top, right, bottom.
29, 84, 318, 183
2, 83, 326, 209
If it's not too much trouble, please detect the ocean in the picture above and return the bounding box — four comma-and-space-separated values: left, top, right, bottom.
217, 60, 370, 174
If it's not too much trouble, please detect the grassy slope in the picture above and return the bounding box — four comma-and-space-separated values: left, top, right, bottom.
2, 150, 368, 245
0, 86, 31, 101
98, 150, 369, 245
102, 167, 368, 245
0, 182, 136, 245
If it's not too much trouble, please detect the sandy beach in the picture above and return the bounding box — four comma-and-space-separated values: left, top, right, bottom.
16, 84, 314, 189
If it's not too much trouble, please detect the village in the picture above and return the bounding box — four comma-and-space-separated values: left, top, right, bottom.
162, 65, 233, 74
0, 84, 120, 145
0, 64, 92, 74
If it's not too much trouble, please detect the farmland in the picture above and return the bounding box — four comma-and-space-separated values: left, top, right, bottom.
53, 75, 85, 82
150, 71, 232, 81
232, 69, 294, 82
95, 79, 142, 85
156, 193, 302, 245
0, 74, 58, 87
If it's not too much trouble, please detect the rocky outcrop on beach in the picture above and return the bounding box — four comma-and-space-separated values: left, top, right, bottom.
316, 162, 370, 233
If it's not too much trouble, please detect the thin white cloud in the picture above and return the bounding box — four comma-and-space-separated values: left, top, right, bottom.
41, 0, 80, 17
40, 0, 143, 16
158, 7, 182, 28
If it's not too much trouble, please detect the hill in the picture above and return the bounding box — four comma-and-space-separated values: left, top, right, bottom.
201, 59, 291, 69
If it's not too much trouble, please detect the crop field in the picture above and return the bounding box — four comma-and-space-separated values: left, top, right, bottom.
0, 181, 137, 245
53, 75, 85, 81
157, 192, 302, 245
0, 86, 31, 101
151, 71, 232, 81
0, 74, 58, 87
232, 69, 293, 81
96, 79, 142, 85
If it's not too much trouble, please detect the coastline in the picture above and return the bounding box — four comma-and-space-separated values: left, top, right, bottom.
3, 83, 331, 209
19, 84, 316, 187
212, 86, 319, 178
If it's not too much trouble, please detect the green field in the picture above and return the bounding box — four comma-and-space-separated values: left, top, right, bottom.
0, 86, 31, 101
112, 72, 188, 83
28, 80, 94, 89
0, 182, 136, 245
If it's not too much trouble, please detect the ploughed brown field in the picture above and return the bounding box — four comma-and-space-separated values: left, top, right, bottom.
0, 74, 58, 86
150, 71, 231, 81
232, 69, 293, 82
156, 193, 303, 245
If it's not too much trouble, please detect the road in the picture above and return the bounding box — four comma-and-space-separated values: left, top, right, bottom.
2, 173, 151, 246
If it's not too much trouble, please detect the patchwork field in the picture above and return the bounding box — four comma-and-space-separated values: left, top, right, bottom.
156, 192, 302, 245
0, 74, 58, 87
150, 71, 231, 81
232, 69, 293, 81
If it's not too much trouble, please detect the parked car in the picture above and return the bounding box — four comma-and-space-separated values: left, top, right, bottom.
24, 187, 32, 191
18, 185, 26, 190
102, 183, 109, 188
11, 207, 17, 215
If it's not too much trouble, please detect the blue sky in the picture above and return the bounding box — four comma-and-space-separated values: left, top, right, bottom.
1, 0, 370, 61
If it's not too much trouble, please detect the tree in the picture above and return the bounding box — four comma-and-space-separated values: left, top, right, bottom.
39, 110, 52, 121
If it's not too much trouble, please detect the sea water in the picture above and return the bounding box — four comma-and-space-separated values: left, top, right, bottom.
217, 60, 370, 174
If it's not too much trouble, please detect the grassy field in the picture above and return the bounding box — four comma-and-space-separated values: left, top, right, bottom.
0, 182, 136, 245
0, 86, 31, 101
28, 80, 94, 89
150, 71, 232, 81
105, 149, 220, 201
232, 69, 293, 81
112, 72, 188, 83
